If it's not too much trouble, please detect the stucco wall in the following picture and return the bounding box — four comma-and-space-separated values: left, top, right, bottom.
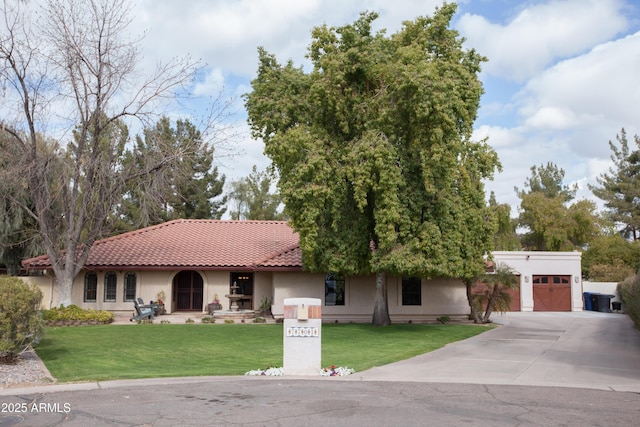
25, 268, 471, 322
492, 251, 583, 311
582, 281, 622, 310
269, 271, 469, 322
20, 275, 56, 310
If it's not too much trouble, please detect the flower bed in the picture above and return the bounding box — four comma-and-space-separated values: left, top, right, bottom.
245, 365, 355, 377
320, 365, 356, 377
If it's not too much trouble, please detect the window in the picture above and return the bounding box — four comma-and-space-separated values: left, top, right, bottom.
325, 273, 345, 306
104, 272, 117, 302
402, 277, 421, 306
533, 276, 549, 284
84, 272, 97, 302
124, 273, 137, 302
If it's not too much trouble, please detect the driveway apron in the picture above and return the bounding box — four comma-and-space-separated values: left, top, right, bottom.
348, 311, 640, 392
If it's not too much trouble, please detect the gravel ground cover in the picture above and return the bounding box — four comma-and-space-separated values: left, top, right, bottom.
0, 351, 55, 389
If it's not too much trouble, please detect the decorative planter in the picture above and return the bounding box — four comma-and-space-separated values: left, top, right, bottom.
208, 303, 223, 314
152, 303, 165, 316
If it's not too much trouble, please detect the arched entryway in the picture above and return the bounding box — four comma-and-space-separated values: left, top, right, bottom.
173, 271, 204, 311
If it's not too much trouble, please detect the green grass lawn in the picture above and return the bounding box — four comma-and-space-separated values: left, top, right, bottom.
35, 323, 490, 383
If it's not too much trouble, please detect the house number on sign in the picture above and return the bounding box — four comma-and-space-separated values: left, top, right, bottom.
286, 326, 319, 337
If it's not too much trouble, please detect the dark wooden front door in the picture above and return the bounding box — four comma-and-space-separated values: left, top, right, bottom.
533, 275, 571, 311
174, 271, 204, 311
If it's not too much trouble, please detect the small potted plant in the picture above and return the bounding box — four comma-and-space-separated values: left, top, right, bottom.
154, 290, 166, 315
259, 296, 272, 317
208, 294, 222, 314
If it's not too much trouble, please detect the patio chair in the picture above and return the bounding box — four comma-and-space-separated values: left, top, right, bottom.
138, 297, 163, 316
130, 299, 155, 322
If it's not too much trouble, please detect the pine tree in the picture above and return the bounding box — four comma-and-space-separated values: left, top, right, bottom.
590, 129, 640, 240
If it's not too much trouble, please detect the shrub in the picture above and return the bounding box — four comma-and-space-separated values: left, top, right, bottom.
0, 276, 44, 364
589, 263, 635, 282
436, 316, 450, 324
618, 275, 640, 329
42, 305, 114, 324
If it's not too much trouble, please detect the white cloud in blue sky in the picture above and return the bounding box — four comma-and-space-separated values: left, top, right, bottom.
131, 0, 640, 215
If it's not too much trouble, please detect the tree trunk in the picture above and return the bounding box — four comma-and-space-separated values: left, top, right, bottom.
464, 279, 481, 324
372, 271, 391, 326
56, 274, 74, 308
482, 284, 503, 323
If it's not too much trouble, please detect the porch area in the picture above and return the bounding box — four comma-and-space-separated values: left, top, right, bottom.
114, 309, 275, 325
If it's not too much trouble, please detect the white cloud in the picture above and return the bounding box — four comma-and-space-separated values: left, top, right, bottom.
133, 0, 446, 78
127, 0, 640, 218
524, 106, 577, 130
193, 68, 225, 97
516, 30, 640, 158
457, 0, 629, 82
474, 125, 524, 149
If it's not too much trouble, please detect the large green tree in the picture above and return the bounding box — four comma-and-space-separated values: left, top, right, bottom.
590, 129, 640, 241
582, 234, 639, 281
517, 163, 602, 250
245, 5, 500, 325
516, 162, 577, 202
227, 165, 281, 220
488, 192, 520, 251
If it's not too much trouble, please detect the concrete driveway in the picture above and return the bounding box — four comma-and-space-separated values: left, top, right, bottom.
348, 311, 640, 392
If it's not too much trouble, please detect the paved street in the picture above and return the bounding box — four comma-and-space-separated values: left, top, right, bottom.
1, 379, 639, 426
1, 312, 639, 426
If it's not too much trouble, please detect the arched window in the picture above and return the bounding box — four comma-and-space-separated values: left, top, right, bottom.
325, 273, 345, 306
124, 272, 136, 302
104, 272, 117, 302
84, 272, 97, 302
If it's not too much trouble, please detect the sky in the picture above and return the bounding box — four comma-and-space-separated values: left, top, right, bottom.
130, 0, 640, 215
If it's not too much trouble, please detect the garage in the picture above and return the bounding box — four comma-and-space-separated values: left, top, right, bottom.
532, 275, 571, 311
491, 251, 582, 312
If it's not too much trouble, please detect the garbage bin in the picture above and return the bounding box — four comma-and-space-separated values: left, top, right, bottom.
583, 292, 593, 311
596, 294, 615, 313
589, 293, 600, 312
612, 301, 622, 311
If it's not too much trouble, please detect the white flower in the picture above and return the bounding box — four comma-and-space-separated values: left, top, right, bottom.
244, 366, 356, 377
244, 367, 284, 376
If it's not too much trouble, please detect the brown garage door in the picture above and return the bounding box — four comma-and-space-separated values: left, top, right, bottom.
533, 275, 571, 311
473, 275, 521, 312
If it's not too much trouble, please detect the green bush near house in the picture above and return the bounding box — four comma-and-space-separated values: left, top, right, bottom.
42, 305, 114, 324
618, 275, 640, 329
0, 276, 44, 363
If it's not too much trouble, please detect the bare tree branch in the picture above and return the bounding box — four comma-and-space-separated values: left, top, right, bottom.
0, 0, 221, 305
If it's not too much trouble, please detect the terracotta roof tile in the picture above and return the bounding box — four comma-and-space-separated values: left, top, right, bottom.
22, 219, 303, 271
254, 244, 302, 269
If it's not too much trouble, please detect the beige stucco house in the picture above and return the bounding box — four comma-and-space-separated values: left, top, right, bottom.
21, 220, 583, 322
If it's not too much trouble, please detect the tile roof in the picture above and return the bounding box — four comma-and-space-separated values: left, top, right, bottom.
22, 219, 303, 271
